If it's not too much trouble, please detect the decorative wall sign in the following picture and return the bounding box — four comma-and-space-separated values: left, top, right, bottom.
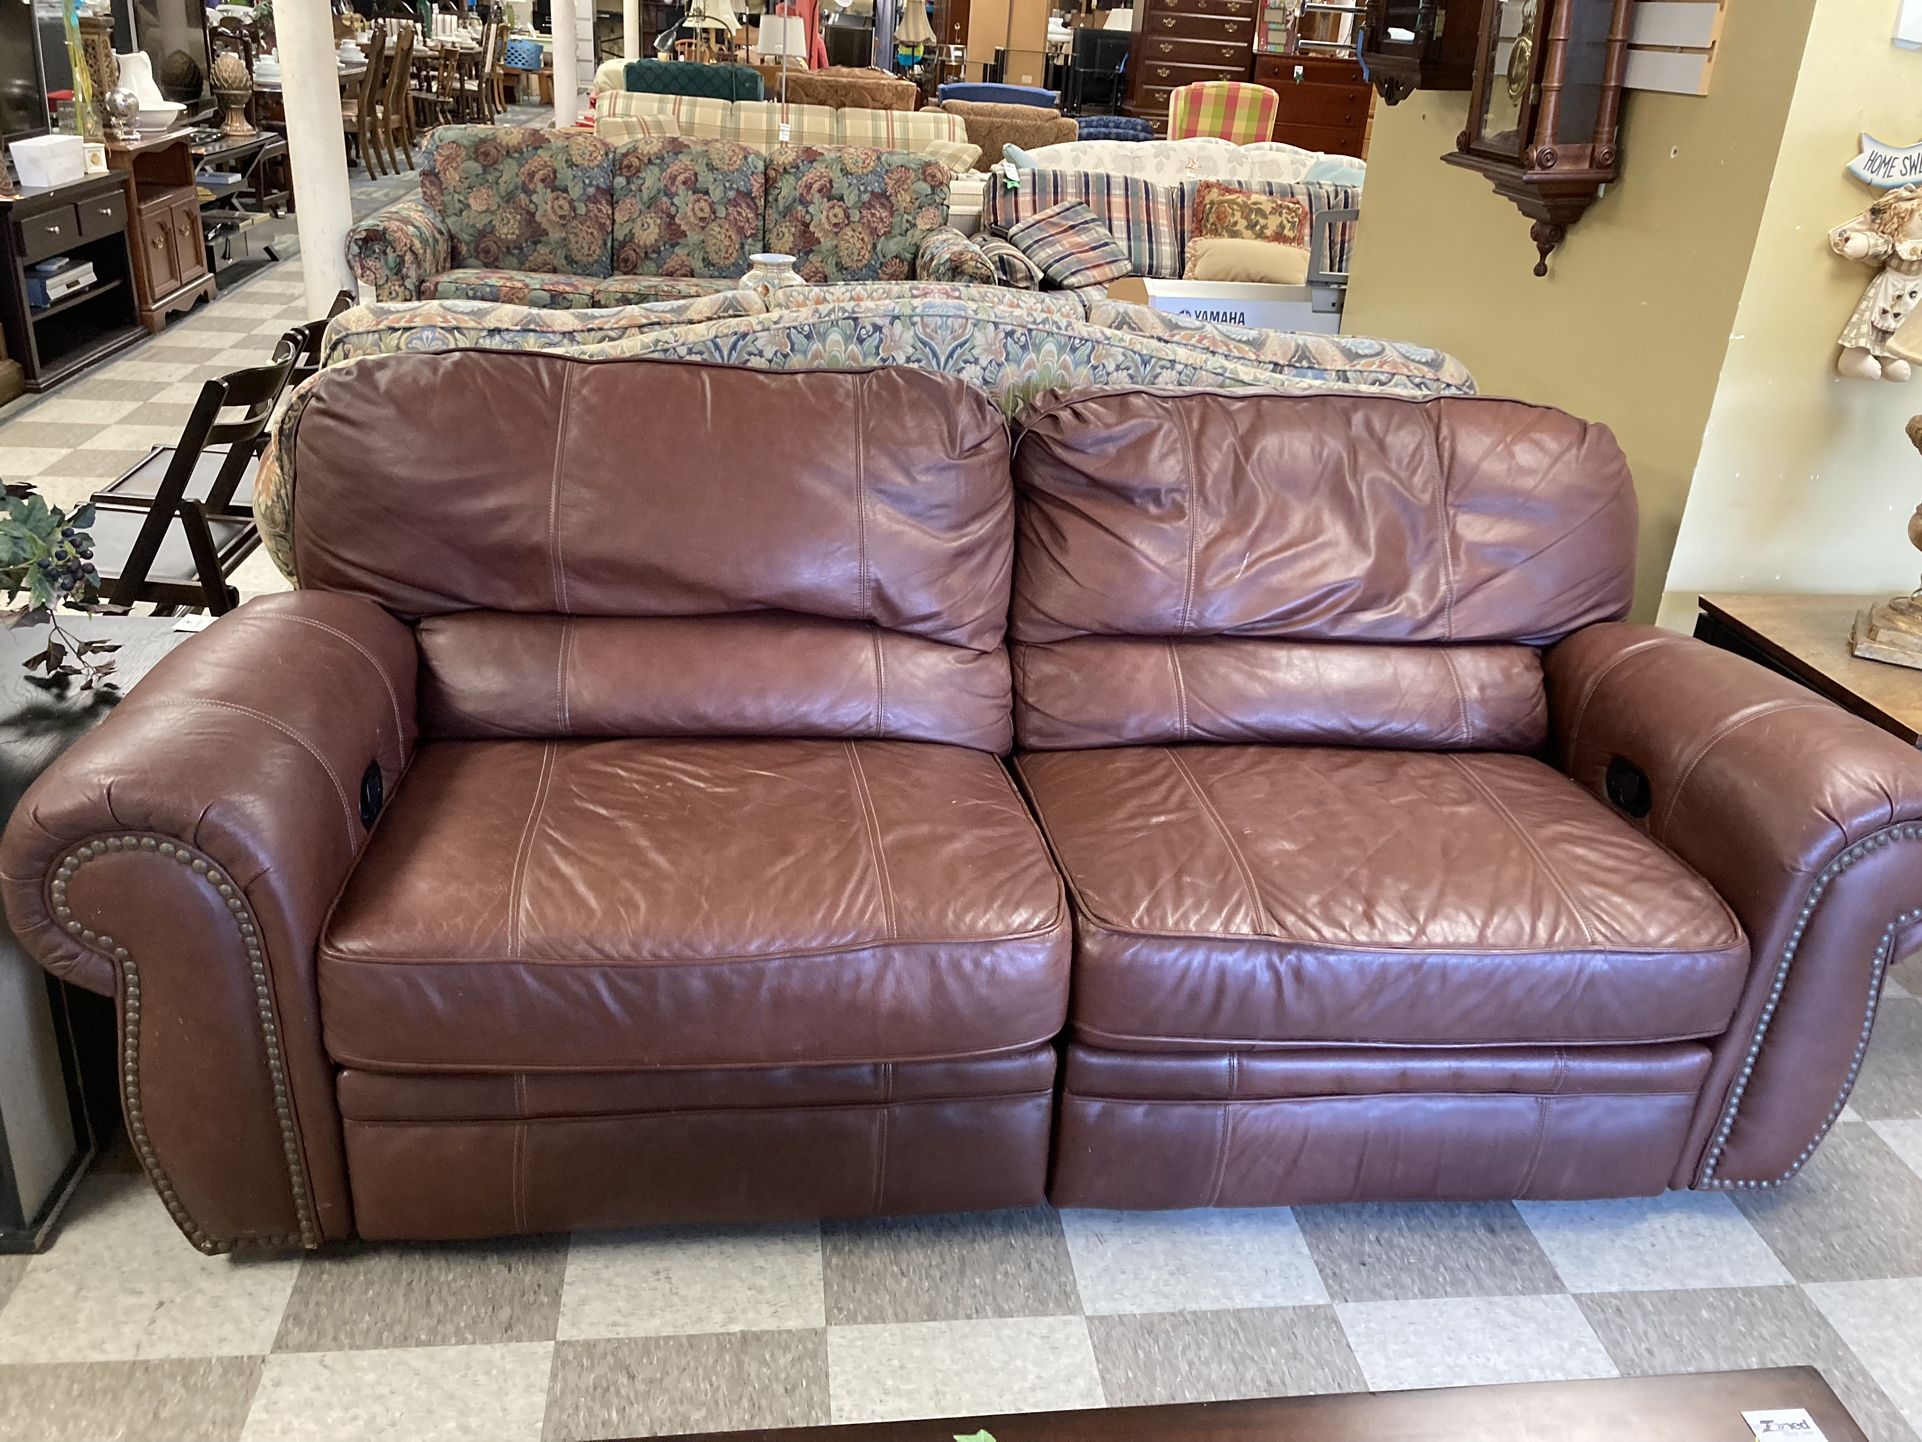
1850, 134, 1922, 190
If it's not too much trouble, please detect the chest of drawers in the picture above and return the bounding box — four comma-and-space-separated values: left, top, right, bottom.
1124, 0, 1256, 134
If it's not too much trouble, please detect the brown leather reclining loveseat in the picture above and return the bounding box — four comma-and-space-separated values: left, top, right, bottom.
5, 353, 1919, 1253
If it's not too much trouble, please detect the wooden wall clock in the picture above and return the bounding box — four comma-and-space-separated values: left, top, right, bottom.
1357, 0, 1487, 105
1440, 0, 1635, 275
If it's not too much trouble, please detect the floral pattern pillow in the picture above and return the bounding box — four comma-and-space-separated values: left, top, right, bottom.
420, 126, 615, 277
765, 146, 951, 284
609, 136, 765, 279
1190, 179, 1310, 245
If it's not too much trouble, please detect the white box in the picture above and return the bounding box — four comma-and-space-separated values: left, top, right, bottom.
1108, 277, 1342, 334
9, 134, 86, 190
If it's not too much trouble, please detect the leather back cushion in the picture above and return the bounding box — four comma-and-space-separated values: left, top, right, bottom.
1011, 388, 1635, 750
290, 352, 1016, 748
420, 126, 615, 276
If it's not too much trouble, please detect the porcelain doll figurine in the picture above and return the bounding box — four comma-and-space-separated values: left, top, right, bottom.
1832, 184, 1922, 382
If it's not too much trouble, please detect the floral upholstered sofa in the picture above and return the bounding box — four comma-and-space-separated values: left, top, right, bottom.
346, 125, 995, 305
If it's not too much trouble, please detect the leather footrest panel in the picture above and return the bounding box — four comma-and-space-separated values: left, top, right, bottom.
1049, 1043, 1708, 1208
341, 1052, 1057, 1239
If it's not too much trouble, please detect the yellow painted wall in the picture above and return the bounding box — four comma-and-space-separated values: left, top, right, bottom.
1342, 0, 1819, 619
1665, 0, 1922, 601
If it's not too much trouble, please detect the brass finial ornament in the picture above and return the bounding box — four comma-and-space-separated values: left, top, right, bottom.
1850, 416, 1922, 668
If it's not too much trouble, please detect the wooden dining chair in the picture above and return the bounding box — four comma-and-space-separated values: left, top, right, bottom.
414, 43, 458, 137
86, 351, 298, 615
484, 24, 507, 118
380, 24, 417, 172
342, 24, 389, 176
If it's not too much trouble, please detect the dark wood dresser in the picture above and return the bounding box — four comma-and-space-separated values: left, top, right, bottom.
0, 173, 144, 393
1252, 49, 1370, 154
1124, 0, 1259, 135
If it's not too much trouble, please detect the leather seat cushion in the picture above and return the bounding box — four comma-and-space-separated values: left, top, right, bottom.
1015, 745, 1749, 1049
320, 737, 1068, 1071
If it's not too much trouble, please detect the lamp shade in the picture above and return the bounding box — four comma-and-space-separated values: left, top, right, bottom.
688, 0, 742, 31
894, 0, 932, 45
755, 13, 809, 55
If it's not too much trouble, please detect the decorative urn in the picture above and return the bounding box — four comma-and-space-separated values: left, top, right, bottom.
209, 51, 258, 137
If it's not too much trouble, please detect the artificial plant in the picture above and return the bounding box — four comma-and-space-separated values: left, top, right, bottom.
0, 485, 117, 692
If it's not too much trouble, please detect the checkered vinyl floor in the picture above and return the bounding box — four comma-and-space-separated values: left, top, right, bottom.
4, 118, 1922, 1442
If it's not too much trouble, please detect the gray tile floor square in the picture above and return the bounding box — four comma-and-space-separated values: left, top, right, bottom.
544, 1331, 830, 1442
1851, 998, 1922, 1122
0, 1356, 263, 1442
822, 1208, 1081, 1325
1294, 1201, 1563, 1303
272, 1236, 567, 1352
1088, 1306, 1365, 1408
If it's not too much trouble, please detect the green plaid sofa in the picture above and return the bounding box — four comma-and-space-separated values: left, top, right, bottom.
347, 125, 996, 305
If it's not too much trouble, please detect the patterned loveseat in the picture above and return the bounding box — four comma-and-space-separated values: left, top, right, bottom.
346, 125, 995, 305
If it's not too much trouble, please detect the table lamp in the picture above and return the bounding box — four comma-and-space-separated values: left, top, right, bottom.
756, 10, 808, 105
687, 0, 743, 60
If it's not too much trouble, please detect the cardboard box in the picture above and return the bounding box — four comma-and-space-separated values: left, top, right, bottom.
1105, 276, 1341, 334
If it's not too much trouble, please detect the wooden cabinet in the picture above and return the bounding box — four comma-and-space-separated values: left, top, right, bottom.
1124, 0, 1257, 134
1252, 50, 1370, 155
0, 173, 143, 393
107, 132, 217, 333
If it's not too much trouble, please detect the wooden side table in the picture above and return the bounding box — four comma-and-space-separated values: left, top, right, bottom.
0, 617, 187, 1251
1694, 592, 1922, 747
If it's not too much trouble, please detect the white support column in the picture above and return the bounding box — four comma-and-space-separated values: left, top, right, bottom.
552, 0, 581, 126
278, 0, 356, 310
624, 0, 642, 57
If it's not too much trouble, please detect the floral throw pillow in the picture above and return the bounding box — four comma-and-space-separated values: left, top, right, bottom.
1002, 200, 1132, 289
1185, 180, 1311, 283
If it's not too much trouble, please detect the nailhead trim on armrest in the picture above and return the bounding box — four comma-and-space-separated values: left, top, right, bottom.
1698, 823, 1922, 1190
49, 835, 319, 1253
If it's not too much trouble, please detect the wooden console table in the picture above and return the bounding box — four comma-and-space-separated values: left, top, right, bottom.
0, 172, 144, 392
1695, 592, 1922, 747
107, 132, 218, 333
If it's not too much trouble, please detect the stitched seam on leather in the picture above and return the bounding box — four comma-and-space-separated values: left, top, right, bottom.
1207, 1101, 1231, 1205
1516, 1095, 1551, 1196
872, 1061, 893, 1211
1176, 403, 1200, 636
345, 1089, 1059, 1127
1561, 635, 1678, 764
1439, 648, 1471, 747
1446, 755, 1598, 946
512, 1120, 527, 1231
548, 367, 574, 612
1070, 1019, 1723, 1049
1432, 409, 1457, 640
1166, 642, 1191, 741
1657, 699, 1835, 845
854, 383, 871, 621
265, 615, 406, 765
1070, 1090, 1704, 1106
506, 743, 557, 960
556, 618, 574, 733
871, 628, 887, 738
844, 742, 899, 940
1164, 749, 1271, 936
139, 698, 356, 846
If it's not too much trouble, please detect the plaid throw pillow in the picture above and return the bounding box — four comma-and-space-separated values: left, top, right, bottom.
1003, 200, 1132, 289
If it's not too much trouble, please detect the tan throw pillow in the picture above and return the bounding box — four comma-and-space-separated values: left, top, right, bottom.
1184, 235, 1310, 285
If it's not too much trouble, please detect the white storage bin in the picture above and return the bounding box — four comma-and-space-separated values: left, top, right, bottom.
9, 135, 86, 191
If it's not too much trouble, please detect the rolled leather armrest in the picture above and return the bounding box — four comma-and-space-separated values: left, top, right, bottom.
1546, 622, 1922, 1190
0, 593, 417, 1250
345, 195, 452, 302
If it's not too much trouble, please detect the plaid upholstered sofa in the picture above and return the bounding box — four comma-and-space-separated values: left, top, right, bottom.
347, 125, 995, 305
